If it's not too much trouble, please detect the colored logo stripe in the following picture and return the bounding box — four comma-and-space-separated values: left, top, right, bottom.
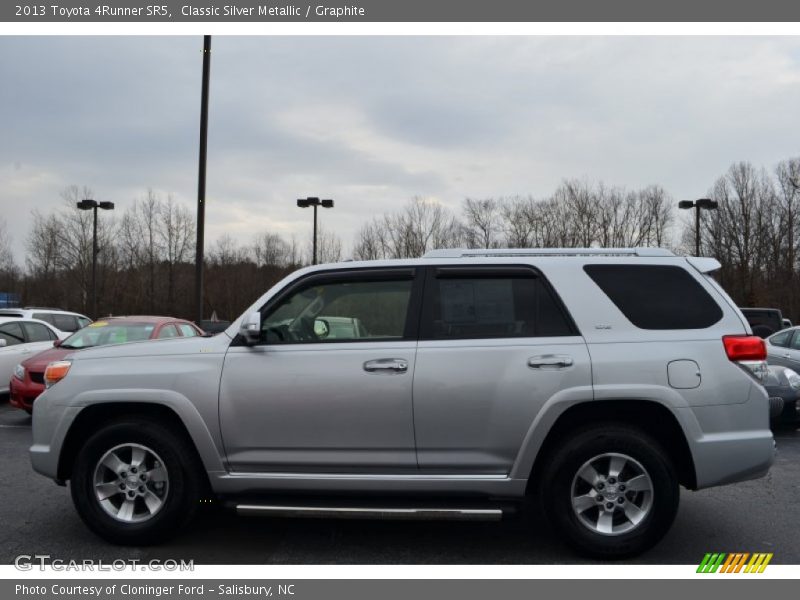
697, 552, 773, 573
697, 553, 726, 573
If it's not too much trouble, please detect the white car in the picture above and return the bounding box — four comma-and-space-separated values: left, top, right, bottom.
0, 308, 91, 334
0, 317, 66, 393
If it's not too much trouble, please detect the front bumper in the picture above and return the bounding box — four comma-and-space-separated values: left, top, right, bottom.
9, 376, 44, 412
29, 393, 81, 481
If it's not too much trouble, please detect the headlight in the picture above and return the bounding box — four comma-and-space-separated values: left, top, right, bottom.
44, 360, 72, 388
13, 364, 25, 381
784, 369, 800, 391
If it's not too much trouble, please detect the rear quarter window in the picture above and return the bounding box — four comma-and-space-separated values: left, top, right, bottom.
583, 264, 723, 330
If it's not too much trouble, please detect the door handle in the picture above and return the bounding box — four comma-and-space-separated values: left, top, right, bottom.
363, 358, 408, 373
528, 354, 573, 369
784, 353, 791, 359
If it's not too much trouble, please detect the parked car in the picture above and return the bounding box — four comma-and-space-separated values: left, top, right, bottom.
10, 316, 203, 413
765, 326, 800, 370
0, 307, 91, 334
762, 365, 800, 425
782, 318, 793, 329
0, 317, 65, 396
740, 307, 785, 338
30, 248, 775, 558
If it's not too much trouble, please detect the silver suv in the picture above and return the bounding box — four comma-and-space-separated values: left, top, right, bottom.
30, 248, 775, 557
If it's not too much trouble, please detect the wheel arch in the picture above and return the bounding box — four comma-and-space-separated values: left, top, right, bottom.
519, 399, 697, 492
57, 398, 222, 490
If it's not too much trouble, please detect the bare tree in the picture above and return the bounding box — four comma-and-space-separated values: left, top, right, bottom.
253, 232, 291, 268
462, 198, 502, 249
158, 196, 195, 310
119, 191, 162, 312
309, 227, 343, 264
354, 197, 463, 259
0, 219, 15, 273
25, 211, 62, 307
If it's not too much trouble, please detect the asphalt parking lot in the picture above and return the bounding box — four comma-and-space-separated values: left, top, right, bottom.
1, 400, 798, 565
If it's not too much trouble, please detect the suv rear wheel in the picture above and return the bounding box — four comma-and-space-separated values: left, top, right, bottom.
540, 424, 679, 558
70, 417, 201, 545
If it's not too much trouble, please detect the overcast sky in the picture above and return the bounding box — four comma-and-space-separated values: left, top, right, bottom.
1, 35, 800, 262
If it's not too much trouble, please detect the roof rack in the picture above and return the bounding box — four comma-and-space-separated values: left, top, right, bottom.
422, 247, 675, 259
22, 306, 64, 310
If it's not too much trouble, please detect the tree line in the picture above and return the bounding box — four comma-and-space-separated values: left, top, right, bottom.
0, 156, 798, 323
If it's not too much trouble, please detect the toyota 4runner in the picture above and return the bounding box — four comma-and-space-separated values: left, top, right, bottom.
30, 248, 775, 557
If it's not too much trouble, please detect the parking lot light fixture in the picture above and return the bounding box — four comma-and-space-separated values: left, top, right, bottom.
297, 197, 335, 265
76, 198, 115, 319
679, 198, 718, 257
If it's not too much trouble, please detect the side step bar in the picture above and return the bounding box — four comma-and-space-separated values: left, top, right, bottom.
236, 504, 504, 521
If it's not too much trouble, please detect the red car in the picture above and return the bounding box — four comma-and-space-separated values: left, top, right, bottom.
9, 316, 203, 413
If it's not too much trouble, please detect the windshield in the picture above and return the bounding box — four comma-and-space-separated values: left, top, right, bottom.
61, 322, 156, 349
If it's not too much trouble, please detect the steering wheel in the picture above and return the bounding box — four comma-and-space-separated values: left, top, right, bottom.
294, 316, 318, 342
265, 324, 290, 342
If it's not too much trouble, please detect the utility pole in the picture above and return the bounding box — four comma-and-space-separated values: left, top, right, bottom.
195, 35, 211, 325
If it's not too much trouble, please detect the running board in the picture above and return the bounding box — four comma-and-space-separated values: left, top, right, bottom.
236, 504, 504, 521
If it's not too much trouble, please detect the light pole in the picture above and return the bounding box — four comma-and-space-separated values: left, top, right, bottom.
195, 34, 212, 326
76, 199, 115, 318
297, 197, 334, 265
678, 198, 718, 257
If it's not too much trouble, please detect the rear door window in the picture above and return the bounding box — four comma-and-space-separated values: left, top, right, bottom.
32, 312, 55, 325
421, 267, 576, 340
51, 314, 80, 332
584, 264, 723, 330
22, 322, 55, 342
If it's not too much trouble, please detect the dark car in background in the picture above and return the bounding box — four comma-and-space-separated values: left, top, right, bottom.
9, 316, 203, 413
741, 307, 786, 338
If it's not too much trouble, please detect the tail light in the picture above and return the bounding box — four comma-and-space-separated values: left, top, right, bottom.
723, 335, 767, 361
723, 335, 768, 381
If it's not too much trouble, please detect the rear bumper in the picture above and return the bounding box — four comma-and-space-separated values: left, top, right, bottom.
683, 385, 776, 489
691, 430, 775, 488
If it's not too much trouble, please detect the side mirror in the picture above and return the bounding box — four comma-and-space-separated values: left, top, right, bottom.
238, 312, 261, 346
0, 339, 6, 348
53, 339, 62, 348
314, 318, 330, 339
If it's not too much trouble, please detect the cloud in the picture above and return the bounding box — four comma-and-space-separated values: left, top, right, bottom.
1, 36, 799, 263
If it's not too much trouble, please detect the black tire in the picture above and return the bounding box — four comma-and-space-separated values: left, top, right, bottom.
539, 423, 679, 559
70, 417, 202, 545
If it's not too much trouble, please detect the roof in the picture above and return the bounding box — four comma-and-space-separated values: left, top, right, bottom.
96, 315, 191, 324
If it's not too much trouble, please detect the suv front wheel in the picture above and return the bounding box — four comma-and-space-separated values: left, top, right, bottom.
540, 424, 679, 558
70, 417, 201, 545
